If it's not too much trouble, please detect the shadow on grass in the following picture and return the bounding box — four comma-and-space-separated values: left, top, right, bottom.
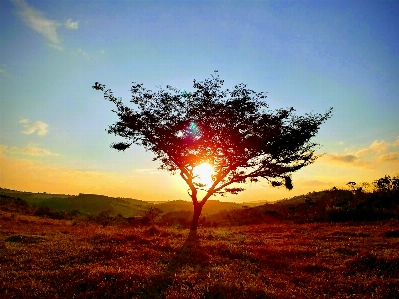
139, 229, 209, 298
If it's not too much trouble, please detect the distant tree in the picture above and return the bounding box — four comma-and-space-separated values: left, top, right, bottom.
373, 175, 399, 193
144, 207, 163, 224
372, 175, 399, 208
347, 181, 357, 191
93, 71, 332, 230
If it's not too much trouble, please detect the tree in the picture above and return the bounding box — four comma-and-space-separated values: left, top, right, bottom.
93, 71, 332, 230
373, 175, 399, 193
144, 207, 163, 224
373, 175, 399, 208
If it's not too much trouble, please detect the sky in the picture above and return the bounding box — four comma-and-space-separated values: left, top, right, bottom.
1, 0, 399, 203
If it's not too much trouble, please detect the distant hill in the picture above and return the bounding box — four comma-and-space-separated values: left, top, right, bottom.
206, 189, 353, 225
0, 188, 71, 206
0, 188, 254, 217
0, 188, 149, 217
206, 188, 399, 225
2, 186, 397, 226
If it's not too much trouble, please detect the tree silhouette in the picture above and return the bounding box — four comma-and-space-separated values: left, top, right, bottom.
93, 71, 332, 230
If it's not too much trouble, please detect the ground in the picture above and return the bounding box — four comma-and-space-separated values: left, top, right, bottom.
1, 210, 398, 298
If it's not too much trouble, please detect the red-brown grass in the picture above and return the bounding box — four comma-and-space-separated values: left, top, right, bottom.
1, 210, 398, 298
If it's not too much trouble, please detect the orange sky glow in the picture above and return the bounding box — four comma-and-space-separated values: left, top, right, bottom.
1, 138, 398, 203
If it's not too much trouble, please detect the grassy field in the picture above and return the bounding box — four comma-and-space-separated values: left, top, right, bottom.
1, 210, 398, 299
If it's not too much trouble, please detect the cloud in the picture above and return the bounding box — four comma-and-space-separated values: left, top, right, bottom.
294, 178, 333, 188
71, 48, 92, 60
326, 154, 357, 163
321, 137, 399, 169
0, 64, 12, 78
7, 145, 59, 157
369, 140, 388, 153
12, 0, 61, 47
49, 43, 63, 51
65, 18, 78, 30
76, 48, 90, 59
132, 168, 163, 174
377, 152, 399, 162
0, 145, 7, 155
19, 119, 49, 136
12, 0, 79, 50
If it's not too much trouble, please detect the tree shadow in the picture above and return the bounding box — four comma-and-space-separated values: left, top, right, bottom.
139, 229, 209, 298
167, 229, 208, 271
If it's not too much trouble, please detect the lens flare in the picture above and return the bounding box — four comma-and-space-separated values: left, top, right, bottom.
189, 122, 199, 135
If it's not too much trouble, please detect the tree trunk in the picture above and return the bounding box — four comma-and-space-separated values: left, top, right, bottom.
190, 202, 203, 230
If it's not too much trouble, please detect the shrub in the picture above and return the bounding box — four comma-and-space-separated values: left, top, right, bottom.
33, 206, 69, 220
144, 207, 163, 224
95, 210, 114, 226
385, 230, 399, 238
159, 211, 192, 228
345, 253, 399, 278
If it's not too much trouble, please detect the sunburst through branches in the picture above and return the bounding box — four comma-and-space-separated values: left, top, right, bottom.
193, 163, 214, 188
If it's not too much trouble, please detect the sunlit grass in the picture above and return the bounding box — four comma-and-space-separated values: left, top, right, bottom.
1, 210, 398, 298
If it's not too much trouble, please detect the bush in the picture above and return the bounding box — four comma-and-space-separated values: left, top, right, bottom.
33, 206, 69, 220
385, 230, 399, 238
0, 195, 29, 212
144, 207, 163, 224
159, 211, 192, 228
95, 211, 114, 226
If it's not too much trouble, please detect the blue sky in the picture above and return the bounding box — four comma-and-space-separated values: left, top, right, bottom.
1, 0, 399, 202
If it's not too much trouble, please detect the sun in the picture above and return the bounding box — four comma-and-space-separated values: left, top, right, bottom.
193, 163, 214, 188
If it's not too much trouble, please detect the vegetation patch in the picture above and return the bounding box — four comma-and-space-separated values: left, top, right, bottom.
385, 230, 399, 238
5, 235, 46, 244
346, 253, 399, 278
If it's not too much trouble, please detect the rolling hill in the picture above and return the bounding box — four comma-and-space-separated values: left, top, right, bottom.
0, 188, 255, 217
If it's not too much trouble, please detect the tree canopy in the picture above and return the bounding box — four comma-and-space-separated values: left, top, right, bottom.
93, 71, 332, 229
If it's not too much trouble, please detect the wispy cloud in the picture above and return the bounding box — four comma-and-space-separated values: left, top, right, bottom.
19, 119, 49, 136
0, 64, 12, 78
326, 154, 358, 164
8, 144, 60, 157
132, 168, 163, 174
12, 0, 61, 47
76, 48, 90, 60
65, 18, 78, 30
377, 152, 399, 162
322, 137, 399, 168
293, 178, 333, 188
11, 0, 79, 50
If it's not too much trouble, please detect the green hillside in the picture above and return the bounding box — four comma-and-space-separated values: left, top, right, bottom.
0, 188, 150, 217
2, 180, 398, 226
0, 188, 70, 206
0, 188, 251, 217
207, 187, 399, 225
37, 194, 150, 217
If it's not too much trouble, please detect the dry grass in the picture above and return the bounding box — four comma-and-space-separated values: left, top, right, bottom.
1, 210, 398, 298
